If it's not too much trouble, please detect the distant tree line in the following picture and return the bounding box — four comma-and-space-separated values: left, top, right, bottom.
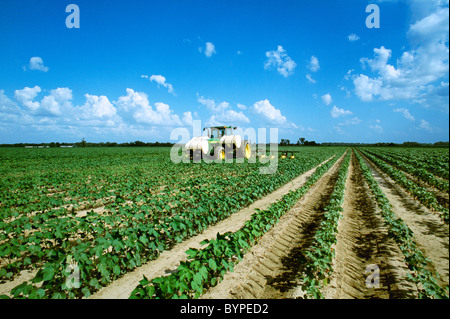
0, 139, 175, 148
280, 138, 319, 146
279, 138, 448, 148
320, 141, 449, 147
73, 140, 175, 148
1, 138, 448, 148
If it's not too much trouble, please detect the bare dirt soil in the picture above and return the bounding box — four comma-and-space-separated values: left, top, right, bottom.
202, 153, 346, 299
361, 153, 449, 288
88, 156, 334, 299
322, 152, 417, 299
203, 150, 447, 299
3, 149, 448, 300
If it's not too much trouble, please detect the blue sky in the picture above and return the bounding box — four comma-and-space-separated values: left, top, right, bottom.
0, 0, 448, 144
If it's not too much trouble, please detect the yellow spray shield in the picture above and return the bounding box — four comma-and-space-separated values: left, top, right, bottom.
245, 144, 251, 159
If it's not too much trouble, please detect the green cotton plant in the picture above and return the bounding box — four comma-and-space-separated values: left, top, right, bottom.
360, 149, 448, 223
355, 149, 448, 299
296, 150, 351, 299
2, 147, 343, 299
128, 150, 346, 299
373, 148, 449, 181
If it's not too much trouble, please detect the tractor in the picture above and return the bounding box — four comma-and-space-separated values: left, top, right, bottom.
185, 126, 252, 161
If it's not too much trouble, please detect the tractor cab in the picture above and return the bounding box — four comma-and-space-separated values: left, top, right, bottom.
204, 126, 236, 140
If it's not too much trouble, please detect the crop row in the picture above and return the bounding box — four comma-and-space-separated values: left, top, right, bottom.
295, 149, 351, 298
375, 148, 448, 181
0, 148, 261, 221
0, 157, 310, 279
355, 150, 449, 299
128, 151, 346, 299
364, 149, 449, 193
1, 149, 343, 298
359, 150, 449, 223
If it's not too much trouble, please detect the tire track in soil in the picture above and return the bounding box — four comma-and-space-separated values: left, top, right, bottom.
202, 152, 347, 299
368, 151, 449, 209
0, 157, 334, 299
322, 151, 417, 299
360, 152, 449, 289
401, 172, 449, 210
87, 156, 335, 299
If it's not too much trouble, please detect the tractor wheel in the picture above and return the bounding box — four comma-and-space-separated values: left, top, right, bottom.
221, 144, 235, 160
236, 141, 251, 160
213, 146, 225, 161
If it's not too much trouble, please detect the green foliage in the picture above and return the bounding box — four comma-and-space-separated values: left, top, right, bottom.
359, 149, 448, 223
128, 149, 347, 299
296, 150, 351, 298
3, 146, 446, 299
365, 148, 448, 195
0, 146, 343, 298
355, 149, 448, 299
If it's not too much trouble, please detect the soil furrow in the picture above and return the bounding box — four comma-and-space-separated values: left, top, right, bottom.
322, 151, 417, 299
86, 156, 335, 299
203, 152, 347, 299
360, 152, 449, 289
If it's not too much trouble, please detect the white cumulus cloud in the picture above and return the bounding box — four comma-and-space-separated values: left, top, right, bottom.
115, 88, 182, 126
348, 33, 360, 42
198, 95, 249, 125
0, 90, 22, 122
353, 3, 449, 110
252, 99, 287, 124
142, 74, 175, 95
419, 119, 433, 132
199, 42, 216, 57
308, 56, 320, 72
306, 74, 316, 83
182, 111, 193, 125
205, 42, 216, 57
339, 117, 361, 126
15, 86, 74, 117
369, 124, 383, 132
24, 57, 49, 72
321, 93, 332, 105
394, 108, 415, 121
14, 86, 42, 111
331, 105, 353, 118
264, 45, 297, 77
408, 6, 449, 44
353, 74, 382, 102
40, 87, 73, 116
81, 94, 116, 118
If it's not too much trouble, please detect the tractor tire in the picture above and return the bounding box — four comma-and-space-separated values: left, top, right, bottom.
236, 140, 251, 160
212, 146, 225, 161
222, 144, 235, 160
